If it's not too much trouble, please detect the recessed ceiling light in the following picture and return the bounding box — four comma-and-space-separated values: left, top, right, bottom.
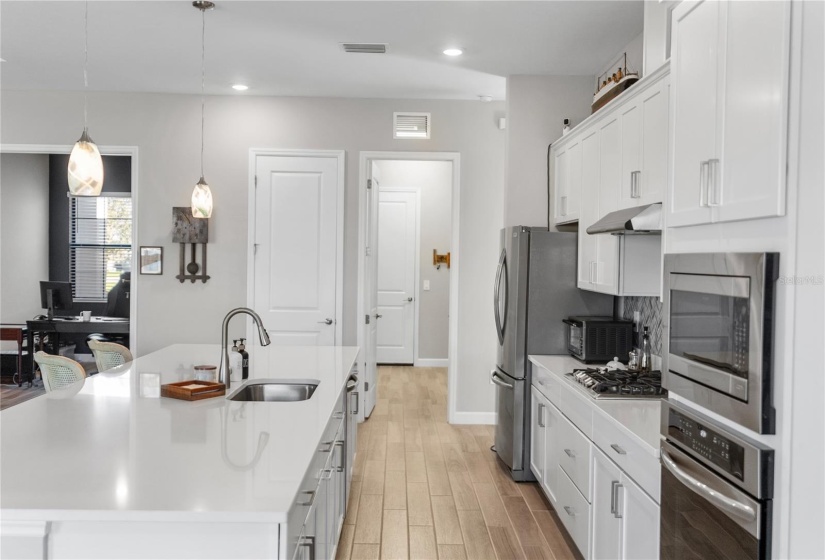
232, 84, 248, 91
443, 48, 463, 57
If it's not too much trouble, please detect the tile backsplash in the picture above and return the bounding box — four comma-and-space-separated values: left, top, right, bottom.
618, 296, 663, 355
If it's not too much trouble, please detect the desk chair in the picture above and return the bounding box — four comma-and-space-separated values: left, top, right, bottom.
33, 351, 86, 392
87, 340, 133, 373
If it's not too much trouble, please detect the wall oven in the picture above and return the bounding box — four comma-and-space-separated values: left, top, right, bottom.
663, 252, 779, 433
661, 400, 774, 560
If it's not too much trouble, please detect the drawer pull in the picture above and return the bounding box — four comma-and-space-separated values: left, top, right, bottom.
564, 448, 576, 458
610, 480, 623, 517
563, 505, 576, 517
610, 444, 627, 455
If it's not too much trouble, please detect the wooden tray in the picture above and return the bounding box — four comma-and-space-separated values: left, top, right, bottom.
161, 380, 226, 401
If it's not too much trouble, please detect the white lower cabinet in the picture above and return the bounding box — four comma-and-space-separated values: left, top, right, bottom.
531, 373, 661, 560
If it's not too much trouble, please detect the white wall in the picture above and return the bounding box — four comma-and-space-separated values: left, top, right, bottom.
504, 75, 593, 229
374, 160, 452, 361
0, 91, 504, 418
0, 153, 49, 324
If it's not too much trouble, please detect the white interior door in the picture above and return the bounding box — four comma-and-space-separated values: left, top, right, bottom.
376, 189, 417, 364
363, 165, 381, 417
253, 154, 340, 345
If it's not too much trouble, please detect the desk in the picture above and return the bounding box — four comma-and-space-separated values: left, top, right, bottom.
1, 324, 28, 387
25, 317, 130, 386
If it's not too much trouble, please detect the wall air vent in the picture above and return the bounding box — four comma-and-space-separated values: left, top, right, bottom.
393, 112, 431, 139
341, 43, 387, 54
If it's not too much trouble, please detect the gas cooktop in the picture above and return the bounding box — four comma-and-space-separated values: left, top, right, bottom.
565, 368, 666, 399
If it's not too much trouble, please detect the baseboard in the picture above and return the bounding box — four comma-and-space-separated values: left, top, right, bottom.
414, 358, 449, 368
451, 411, 497, 425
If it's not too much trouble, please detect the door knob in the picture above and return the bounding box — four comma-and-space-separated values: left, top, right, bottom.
318, 318, 333, 325
406, 297, 413, 302
375, 313, 383, 319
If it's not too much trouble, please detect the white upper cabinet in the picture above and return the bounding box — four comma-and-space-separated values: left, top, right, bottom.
578, 130, 601, 289
596, 117, 621, 294
669, 0, 790, 227
554, 139, 582, 225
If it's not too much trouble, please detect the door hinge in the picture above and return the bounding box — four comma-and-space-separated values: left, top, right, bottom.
254, 243, 260, 255
367, 179, 372, 189
365, 246, 372, 256
365, 314, 370, 325
365, 381, 370, 392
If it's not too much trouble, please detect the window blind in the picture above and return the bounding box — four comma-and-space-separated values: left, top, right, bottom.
69, 195, 132, 302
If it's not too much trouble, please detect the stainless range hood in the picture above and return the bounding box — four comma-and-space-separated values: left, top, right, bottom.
586, 202, 662, 235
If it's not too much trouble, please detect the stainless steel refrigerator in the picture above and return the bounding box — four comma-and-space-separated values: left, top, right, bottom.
491, 227, 613, 481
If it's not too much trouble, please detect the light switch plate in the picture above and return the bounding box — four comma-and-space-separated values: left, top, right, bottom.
423, 280, 430, 291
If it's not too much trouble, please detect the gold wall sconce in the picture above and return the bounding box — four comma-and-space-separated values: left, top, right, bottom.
433, 250, 451, 270
173, 207, 211, 284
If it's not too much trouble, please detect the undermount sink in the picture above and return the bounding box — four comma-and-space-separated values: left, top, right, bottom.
227, 379, 319, 402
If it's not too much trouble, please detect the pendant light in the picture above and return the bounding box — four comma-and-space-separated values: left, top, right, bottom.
191, 1, 214, 219
67, 0, 104, 196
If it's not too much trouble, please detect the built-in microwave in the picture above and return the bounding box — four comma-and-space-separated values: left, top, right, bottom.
663, 253, 779, 434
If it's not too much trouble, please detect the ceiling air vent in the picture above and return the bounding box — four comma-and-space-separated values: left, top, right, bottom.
394, 112, 431, 139
341, 43, 387, 54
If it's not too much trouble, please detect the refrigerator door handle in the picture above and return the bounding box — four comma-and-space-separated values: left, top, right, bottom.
493, 248, 508, 345
490, 370, 515, 390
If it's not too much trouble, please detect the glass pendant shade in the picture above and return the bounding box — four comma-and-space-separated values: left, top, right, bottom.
191, 177, 213, 218
67, 128, 104, 196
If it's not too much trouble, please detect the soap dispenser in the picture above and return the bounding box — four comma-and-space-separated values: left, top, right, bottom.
238, 338, 249, 380
229, 340, 243, 383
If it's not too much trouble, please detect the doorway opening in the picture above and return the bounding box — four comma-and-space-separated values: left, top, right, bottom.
1, 144, 139, 387
357, 152, 460, 422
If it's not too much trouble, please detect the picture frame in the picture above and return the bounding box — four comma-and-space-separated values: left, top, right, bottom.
140, 246, 163, 275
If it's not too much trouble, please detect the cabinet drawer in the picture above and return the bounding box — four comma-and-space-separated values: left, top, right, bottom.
592, 411, 660, 502
557, 412, 593, 502
532, 365, 561, 405
557, 386, 593, 438
556, 468, 592, 558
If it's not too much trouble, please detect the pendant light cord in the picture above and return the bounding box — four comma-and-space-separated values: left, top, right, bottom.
200, 7, 206, 178
83, 0, 89, 132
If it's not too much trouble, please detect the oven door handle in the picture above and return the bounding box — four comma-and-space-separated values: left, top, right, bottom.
661, 448, 756, 522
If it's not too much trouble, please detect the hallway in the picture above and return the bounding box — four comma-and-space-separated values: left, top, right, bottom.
337, 366, 579, 560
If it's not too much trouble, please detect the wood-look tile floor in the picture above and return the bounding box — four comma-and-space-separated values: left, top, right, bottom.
337, 366, 580, 560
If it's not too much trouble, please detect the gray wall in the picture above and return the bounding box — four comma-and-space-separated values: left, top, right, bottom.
1, 91, 505, 417
0, 153, 50, 324
504, 75, 594, 229
374, 160, 452, 361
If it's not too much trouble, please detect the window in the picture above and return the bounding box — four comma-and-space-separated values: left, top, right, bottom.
69, 195, 132, 302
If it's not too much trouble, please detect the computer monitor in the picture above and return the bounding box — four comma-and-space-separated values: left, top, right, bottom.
40, 281, 74, 320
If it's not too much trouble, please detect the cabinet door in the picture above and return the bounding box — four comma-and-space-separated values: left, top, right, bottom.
564, 140, 582, 223
668, 0, 719, 227
541, 400, 561, 505
591, 449, 622, 560
529, 386, 546, 485
619, 101, 642, 210
596, 117, 620, 294
715, 0, 789, 223
577, 130, 600, 290
640, 79, 669, 206
620, 473, 660, 560
554, 146, 569, 224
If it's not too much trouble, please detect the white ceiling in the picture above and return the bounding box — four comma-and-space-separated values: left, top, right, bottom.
0, 1, 643, 100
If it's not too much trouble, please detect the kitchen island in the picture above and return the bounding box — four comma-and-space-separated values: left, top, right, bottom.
0, 343, 359, 560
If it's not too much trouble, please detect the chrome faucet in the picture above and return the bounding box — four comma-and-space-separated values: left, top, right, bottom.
219, 307, 271, 388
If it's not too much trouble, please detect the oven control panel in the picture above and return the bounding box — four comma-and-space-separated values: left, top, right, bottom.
667, 407, 745, 481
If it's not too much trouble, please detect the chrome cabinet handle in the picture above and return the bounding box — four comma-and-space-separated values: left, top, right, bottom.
319, 441, 333, 453
707, 159, 721, 206
298, 536, 315, 560
613, 482, 624, 519
610, 444, 627, 455
351, 391, 359, 414
699, 160, 710, 207
564, 448, 576, 458
589, 262, 598, 284
537, 403, 546, 428
610, 480, 620, 515
561, 195, 568, 216
317, 318, 333, 325
297, 490, 316, 506
631, 170, 641, 198
490, 371, 514, 390
334, 441, 345, 472
661, 448, 756, 522
563, 506, 576, 517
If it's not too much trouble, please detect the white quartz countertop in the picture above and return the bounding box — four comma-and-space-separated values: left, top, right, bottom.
528, 355, 661, 456
1, 344, 359, 523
